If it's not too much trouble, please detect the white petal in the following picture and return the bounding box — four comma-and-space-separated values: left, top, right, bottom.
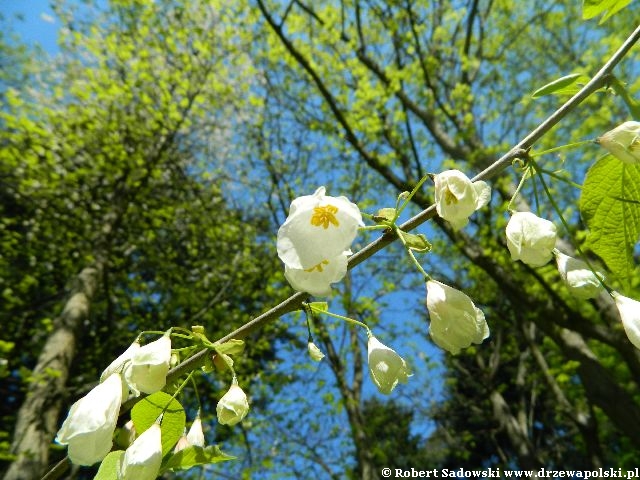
615, 294, 640, 350
56, 373, 123, 466
119, 423, 162, 480
284, 253, 349, 296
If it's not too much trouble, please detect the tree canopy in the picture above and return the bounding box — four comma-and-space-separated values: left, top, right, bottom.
1, 1, 640, 479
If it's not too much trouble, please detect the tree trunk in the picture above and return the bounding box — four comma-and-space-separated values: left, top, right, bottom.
3, 265, 101, 480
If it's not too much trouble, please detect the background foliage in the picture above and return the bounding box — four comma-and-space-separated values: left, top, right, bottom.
1, 0, 640, 479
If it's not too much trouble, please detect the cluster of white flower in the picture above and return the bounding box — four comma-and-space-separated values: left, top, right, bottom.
55, 332, 250, 474
56, 334, 172, 467
504, 206, 640, 352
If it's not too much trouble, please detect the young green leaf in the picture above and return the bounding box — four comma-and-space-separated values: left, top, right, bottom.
583, 0, 632, 23
531, 73, 589, 98
161, 445, 235, 473
213, 339, 245, 356
579, 155, 640, 287
93, 450, 124, 480
131, 391, 186, 456
398, 231, 432, 253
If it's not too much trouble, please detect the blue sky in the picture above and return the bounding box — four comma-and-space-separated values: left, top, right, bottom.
1, 0, 59, 52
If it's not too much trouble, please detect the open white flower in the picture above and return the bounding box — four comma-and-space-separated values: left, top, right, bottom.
277, 186, 363, 270
55, 373, 123, 466
284, 251, 349, 296
598, 121, 640, 164
434, 170, 491, 230
426, 280, 489, 355
614, 293, 640, 350
118, 423, 162, 480
125, 334, 171, 395
217, 379, 250, 426
307, 341, 325, 362
506, 212, 557, 267
367, 335, 411, 395
554, 251, 604, 299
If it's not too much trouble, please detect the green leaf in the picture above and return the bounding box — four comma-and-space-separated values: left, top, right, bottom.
131, 391, 185, 456
583, 0, 632, 22
398, 231, 432, 253
579, 155, 640, 286
372, 208, 396, 223
308, 301, 328, 312
160, 445, 235, 473
94, 450, 124, 480
531, 73, 589, 98
213, 339, 245, 355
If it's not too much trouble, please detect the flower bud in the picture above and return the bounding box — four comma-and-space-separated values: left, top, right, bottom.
554, 251, 604, 299
125, 335, 172, 395
426, 280, 489, 355
101, 341, 140, 383
614, 293, 640, 350
307, 341, 325, 362
367, 336, 411, 395
118, 423, 162, 480
217, 380, 250, 426
434, 170, 491, 230
55, 373, 123, 466
506, 212, 557, 267
598, 121, 640, 164
186, 417, 205, 448
277, 186, 363, 270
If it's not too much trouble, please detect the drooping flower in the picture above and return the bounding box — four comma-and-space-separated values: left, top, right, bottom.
101, 340, 141, 388
118, 423, 162, 480
554, 251, 604, 299
614, 293, 640, 350
598, 121, 640, 164
216, 379, 250, 426
367, 335, 411, 395
284, 251, 349, 296
307, 341, 325, 362
434, 169, 491, 230
125, 334, 172, 395
506, 212, 557, 267
277, 187, 363, 270
426, 280, 489, 355
55, 373, 123, 466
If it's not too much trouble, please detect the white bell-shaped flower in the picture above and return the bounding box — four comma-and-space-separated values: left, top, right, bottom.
614, 293, 640, 350
598, 121, 640, 164
307, 341, 325, 362
554, 251, 604, 299
55, 373, 123, 466
506, 212, 557, 267
434, 169, 491, 230
216, 379, 250, 426
426, 280, 489, 355
367, 335, 411, 395
118, 423, 162, 480
125, 335, 171, 395
277, 186, 363, 270
101, 341, 141, 398
284, 251, 349, 296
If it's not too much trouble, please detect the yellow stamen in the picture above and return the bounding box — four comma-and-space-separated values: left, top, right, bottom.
310, 205, 339, 229
305, 259, 329, 273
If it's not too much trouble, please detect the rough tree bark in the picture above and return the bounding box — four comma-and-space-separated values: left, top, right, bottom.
3, 265, 101, 480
